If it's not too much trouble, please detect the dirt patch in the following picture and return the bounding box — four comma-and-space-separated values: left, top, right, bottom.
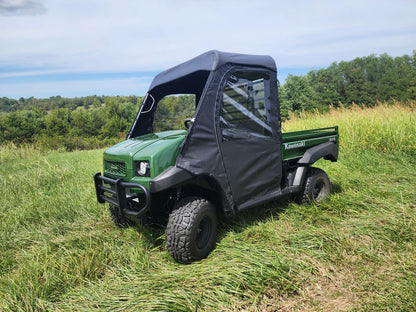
236, 258, 359, 312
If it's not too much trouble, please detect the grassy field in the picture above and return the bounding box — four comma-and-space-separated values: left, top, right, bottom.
0, 101, 415, 311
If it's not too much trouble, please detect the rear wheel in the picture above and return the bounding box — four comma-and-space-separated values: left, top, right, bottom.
166, 197, 217, 264
296, 167, 331, 204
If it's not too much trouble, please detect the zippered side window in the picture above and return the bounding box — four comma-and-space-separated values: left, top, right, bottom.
220, 71, 272, 137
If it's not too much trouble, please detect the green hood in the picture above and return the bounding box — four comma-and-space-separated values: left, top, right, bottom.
105, 130, 187, 158
103, 130, 187, 180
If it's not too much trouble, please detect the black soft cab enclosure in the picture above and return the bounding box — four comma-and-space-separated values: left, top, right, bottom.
127, 50, 282, 215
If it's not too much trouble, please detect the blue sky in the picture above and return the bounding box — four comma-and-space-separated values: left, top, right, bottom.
0, 0, 415, 99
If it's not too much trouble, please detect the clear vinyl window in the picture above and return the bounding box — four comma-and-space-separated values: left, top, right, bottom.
220, 71, 272, 137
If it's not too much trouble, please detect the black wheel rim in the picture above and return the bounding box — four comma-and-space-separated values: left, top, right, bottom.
196, 216, 212, 249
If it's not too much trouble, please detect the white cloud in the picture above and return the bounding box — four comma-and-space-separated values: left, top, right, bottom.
0, 0, 415, 98
0, 0, 46, 16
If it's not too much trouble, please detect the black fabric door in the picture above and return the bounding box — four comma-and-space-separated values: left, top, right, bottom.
219, 70, 282, 207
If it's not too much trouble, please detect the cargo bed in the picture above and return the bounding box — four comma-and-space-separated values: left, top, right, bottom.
281, 126, 339, 161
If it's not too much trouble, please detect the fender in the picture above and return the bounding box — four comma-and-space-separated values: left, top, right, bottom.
291, 142, 338, 187
298, 142, 339, 165
149, 166, 194, 193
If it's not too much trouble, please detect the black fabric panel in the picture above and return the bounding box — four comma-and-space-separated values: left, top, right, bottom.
150, 71, 210, 100
269, 71, 281, 139
176, 69, 235, 212
126, 93, 162, 139
148, 51, 218, 91
177, 63, 282, 212
149, 50, 276, 92
216, 66, 282, 208
221, 135, 281, 206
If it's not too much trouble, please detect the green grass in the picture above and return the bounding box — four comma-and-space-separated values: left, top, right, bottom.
283, 101, 416, 156
0, 102, 415, 311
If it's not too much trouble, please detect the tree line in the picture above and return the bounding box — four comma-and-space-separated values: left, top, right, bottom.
0, 95, 135, 113
1, 52, 415, 150
0, 95, 194, 150
279, 52, 416, 118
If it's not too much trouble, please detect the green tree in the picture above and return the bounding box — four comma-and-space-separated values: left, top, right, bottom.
44, 108, 72, 136
92, 98, 102, 108
101, 97, 135, 138
279, 74, 316, 118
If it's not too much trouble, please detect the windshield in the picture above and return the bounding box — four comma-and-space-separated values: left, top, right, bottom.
153, 94, 195, 132
127, 70, 210, 139
127, 93, 196, 138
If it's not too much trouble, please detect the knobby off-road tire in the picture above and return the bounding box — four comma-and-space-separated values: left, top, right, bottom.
166, 197, 217, 264
296, 167, 331, 204
109, 204, 132, 228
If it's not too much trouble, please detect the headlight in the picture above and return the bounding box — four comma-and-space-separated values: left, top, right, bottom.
136, 161, 150, 177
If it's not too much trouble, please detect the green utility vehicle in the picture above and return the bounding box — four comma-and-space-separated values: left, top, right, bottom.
94, 50, 339, 263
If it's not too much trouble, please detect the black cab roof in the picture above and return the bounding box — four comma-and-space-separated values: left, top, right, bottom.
148, 50, 277, 92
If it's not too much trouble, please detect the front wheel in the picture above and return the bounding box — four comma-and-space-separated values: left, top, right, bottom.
296, 167, 331, 204
166, 197, 217, 264
109, 204, 132, 228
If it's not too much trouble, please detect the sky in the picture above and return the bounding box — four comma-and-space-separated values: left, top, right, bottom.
0, 0, 415, 99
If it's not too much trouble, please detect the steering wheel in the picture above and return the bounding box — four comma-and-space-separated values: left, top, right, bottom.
184, 118, 194, 129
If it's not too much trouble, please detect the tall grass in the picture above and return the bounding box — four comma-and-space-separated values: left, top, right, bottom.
0, 102, 415, 311
283, 100, 416, 155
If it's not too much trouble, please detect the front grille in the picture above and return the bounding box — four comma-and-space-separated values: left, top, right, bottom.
104, 160, 126, 177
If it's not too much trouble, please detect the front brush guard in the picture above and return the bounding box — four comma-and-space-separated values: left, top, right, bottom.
94, 172, 151, 217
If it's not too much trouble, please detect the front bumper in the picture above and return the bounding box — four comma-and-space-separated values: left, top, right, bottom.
94, 172, 151, 217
